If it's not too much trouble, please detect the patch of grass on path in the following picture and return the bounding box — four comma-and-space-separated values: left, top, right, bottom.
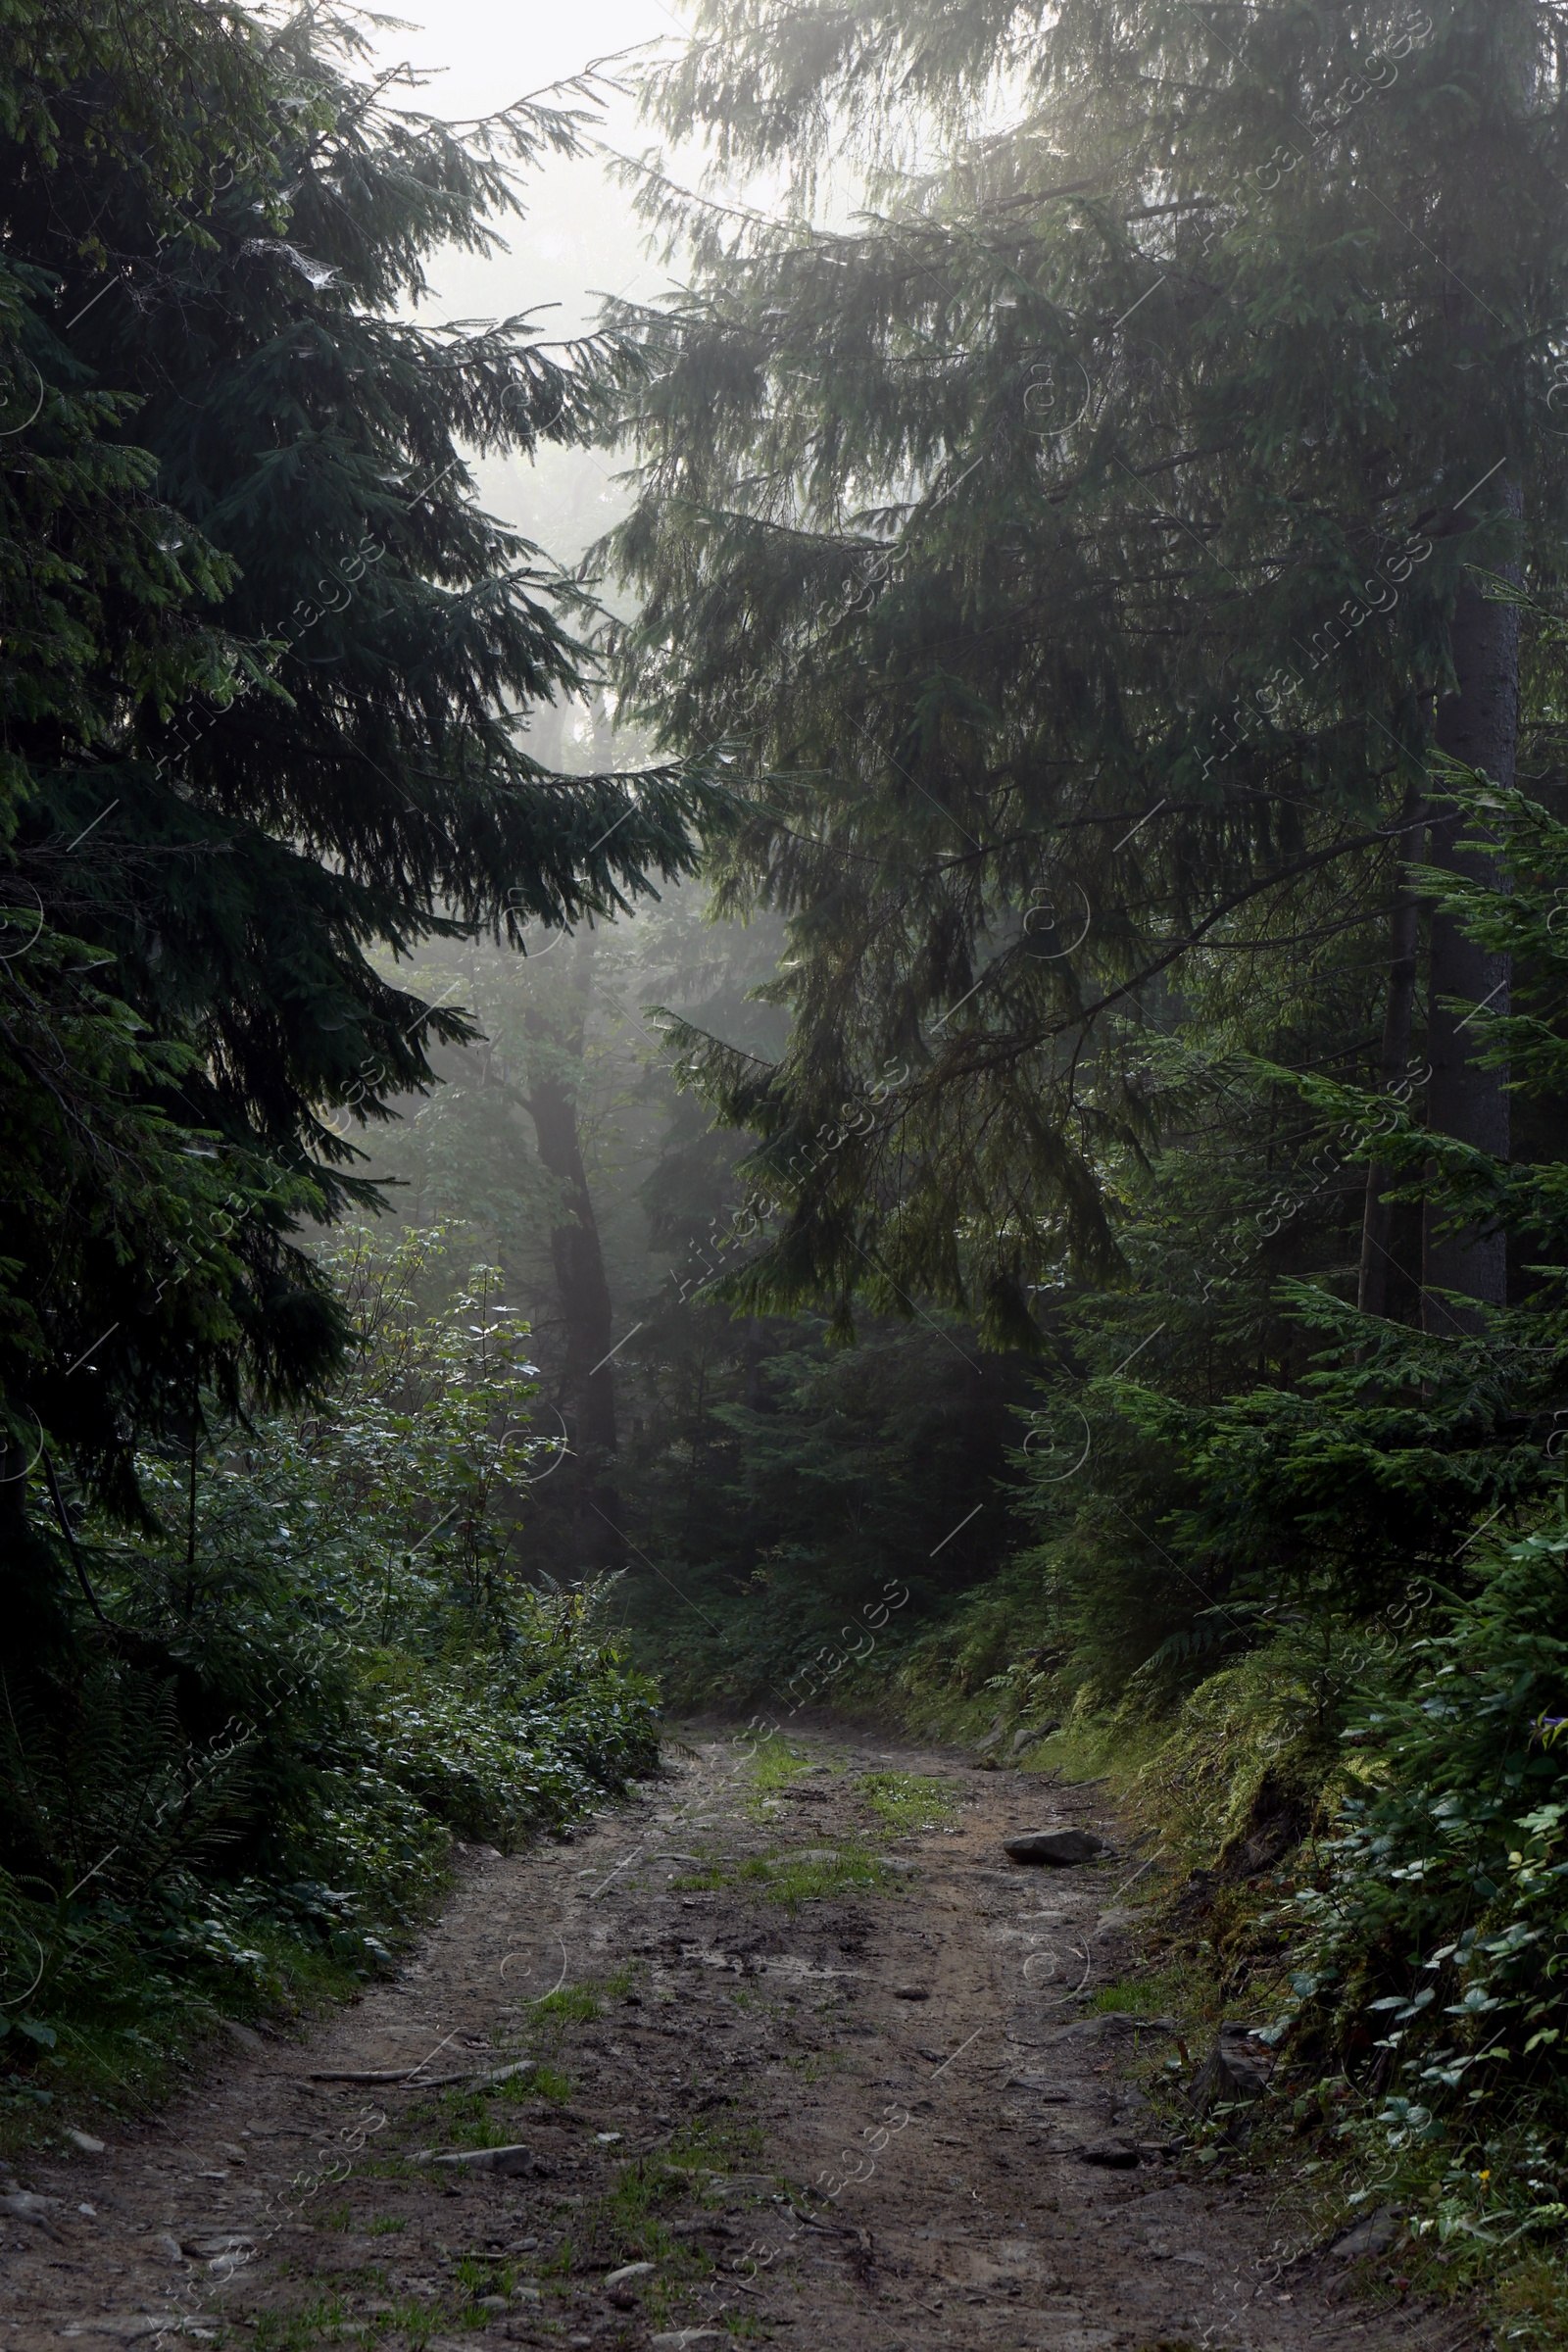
746, 1734, 825, 1803
858, 1771, 956, 1836
736, 1845, 897, 1912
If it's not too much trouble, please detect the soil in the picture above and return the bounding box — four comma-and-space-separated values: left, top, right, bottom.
0, 1726, 1482, 2352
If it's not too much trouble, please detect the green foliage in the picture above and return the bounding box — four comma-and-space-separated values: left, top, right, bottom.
1260, 1530, 1568, 2257
617, 1312, 1028, 1708
858, 1772, 956, 1835
0, 0, 713, 1534
0, 1226, 657, 2132
606, 0, 1568, 1337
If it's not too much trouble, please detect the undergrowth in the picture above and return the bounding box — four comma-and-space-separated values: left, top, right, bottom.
0, 1227, 658, 2157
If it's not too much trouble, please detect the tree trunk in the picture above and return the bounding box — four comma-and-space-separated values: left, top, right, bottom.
524, 931, 623, 1568
1421, 496, 1520, 1331
1358, 781, 1425, 1317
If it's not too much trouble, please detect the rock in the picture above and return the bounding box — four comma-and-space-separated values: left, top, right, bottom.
651, 2335, 727, 2349
220, 2020, 265, 2053
510, 2284, 542, 2304
431, 2143, 536, 2176
1078, 2138, 1139, 2168
1186, 2034, 1268, 2141
477, 2296, 509, 2313
1010, 1721, 1061, 1756
150, 2234, 185, 2265
215, 2141, 248, 2164
604, 2261, 655, 2289
1004, 1827, 1107, 1866
65, 2130, 106, 2155
58, 2318, 181, 2341
893, 1985, 930, 2000
1332, 2206, 1400, 2259
1050, 2012, 1178, 2040
975, 1721, 1004, 1754
790, 1848, 840, 1865
0, 2189, 66, 2238
181, 2231, 256, 2262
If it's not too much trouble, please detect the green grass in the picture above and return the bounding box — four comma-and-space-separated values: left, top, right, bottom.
1083, 1956, 1211, 2026
676, 1841, 901, 1915
422, 2083, 528, 2149
666, 2109, 768, 2171
0, 1923, 370, 2171
453, 2251, 515, 2303
532, 1982, 604, 2024
368, 2214, 406, 2235
252, 2292, 355, 2352
858, 1770, 957, 1835
748, 1845, 897, 1913
747, 1736, 824, 1801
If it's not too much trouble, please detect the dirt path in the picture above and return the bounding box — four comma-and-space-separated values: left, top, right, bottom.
0, 1727, 1479, 2352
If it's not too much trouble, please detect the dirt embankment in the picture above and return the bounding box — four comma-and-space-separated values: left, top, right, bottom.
0, 1729, 1479, 2352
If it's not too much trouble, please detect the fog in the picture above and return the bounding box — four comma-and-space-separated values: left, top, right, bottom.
364, 0, 687, 561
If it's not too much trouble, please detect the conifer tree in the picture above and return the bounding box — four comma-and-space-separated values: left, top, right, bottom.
605, 0, 1568, 1342
0, 3, 714, 1538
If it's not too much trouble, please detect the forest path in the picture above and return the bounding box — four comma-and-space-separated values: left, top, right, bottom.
0, 1726, 1476, 2352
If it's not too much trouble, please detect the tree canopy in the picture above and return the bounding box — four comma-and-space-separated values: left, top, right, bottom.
0, 0, 716, 1523
606, 0, 1568, 1342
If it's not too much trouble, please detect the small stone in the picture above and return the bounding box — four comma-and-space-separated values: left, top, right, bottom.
432, 2144, 536, 2176
65, 2130, 106, 2155
180, 2232, 256, 2261
0, 2189, 65, 2238
477, 2295, 509, 2312
604, 2261, 654, 2290
594, 2131, 622, 2143
893, 1986, 930, 2000
220, 2020, 265, 2053
1004, 1828, 1107, 1866
76, 2202, 97, 2217
59, 2319, 182, 2342
151, 2234, 185, 2264
1186, 2037, 1267, 2141
791, 1848, 840, 1865
1078, 2138, 1139, 2168
215, 2141, 248, 2164
1332, 2206, 1399, 2259
1012, 1720, 1061, 1756
651, 2335, 727, 2349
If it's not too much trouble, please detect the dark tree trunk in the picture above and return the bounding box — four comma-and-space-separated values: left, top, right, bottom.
1358, 782, 1425, 1317
1421, 496, 1520, 1331
524, 931, 623, 1568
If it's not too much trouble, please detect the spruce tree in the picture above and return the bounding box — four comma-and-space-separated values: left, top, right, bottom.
605, 0, 1568, 1342
0, 3, 714, 1534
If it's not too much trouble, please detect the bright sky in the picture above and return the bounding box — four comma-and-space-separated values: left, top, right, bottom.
366, 0, 696, 556
369, 0, 687, 328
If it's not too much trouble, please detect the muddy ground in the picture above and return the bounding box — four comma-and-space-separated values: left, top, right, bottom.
0, 1728, 1480, 2351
